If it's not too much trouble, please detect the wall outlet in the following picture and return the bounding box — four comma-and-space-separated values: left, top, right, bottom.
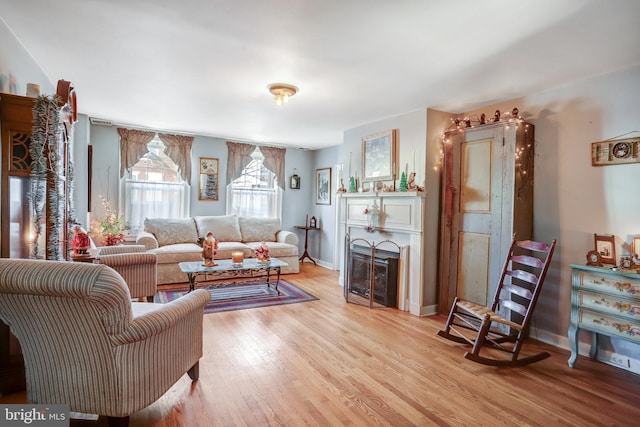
629, 357, 640, 374
610, 352, 631, 368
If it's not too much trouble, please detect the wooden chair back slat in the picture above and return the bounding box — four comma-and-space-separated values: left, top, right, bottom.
505, 269, 538, 286
516, 240, 552, 253
502, 283, 533, 300
511, 254, 544, 269
500, 299, 528, 317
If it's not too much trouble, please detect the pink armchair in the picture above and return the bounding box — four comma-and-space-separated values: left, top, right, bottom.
0, 259, 210, 427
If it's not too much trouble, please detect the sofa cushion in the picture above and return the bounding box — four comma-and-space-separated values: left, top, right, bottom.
194, 215, 242, 242
238, 217, 280, 243
144, 218, 198, 247
149, 243, 203, 265
216, 242, 253, 259
245, 241, 298, 258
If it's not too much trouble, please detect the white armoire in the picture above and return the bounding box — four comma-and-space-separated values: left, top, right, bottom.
439, 120, 534, 314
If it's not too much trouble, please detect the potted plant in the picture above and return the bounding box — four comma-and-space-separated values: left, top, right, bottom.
92, 196, 128, 246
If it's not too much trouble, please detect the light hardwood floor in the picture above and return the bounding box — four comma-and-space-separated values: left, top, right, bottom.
3, 263, 640, 426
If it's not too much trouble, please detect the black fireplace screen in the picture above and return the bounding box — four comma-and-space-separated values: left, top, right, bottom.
346, 242, 399, 308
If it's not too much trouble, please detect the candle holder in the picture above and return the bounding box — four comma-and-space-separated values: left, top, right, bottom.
231, 250, 244, 267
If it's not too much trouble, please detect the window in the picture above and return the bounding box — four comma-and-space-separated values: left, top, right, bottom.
124, 136, 188, 233
226, 147, 282, 218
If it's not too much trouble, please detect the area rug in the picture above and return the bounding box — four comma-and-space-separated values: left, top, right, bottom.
156, 279, 318, 313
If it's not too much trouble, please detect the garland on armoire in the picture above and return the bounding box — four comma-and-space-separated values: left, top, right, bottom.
29, 95, 64, 259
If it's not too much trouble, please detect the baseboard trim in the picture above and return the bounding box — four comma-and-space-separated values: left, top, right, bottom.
528, 327, 640, 375
316, 260, 334, 270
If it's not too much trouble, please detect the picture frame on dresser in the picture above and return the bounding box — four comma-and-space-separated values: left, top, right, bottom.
633, 236, 640, 256
633, 236, 640, 266
594, 233, 616, 265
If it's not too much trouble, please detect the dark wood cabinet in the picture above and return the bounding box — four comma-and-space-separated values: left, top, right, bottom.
1, 87, 76, 394
1, 93, 35, 259
0, 93, 34, 394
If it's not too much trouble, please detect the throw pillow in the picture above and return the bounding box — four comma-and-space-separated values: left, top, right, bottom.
144, 218, 198, 246
238, 217, 280, 243
194, 215, 242, 242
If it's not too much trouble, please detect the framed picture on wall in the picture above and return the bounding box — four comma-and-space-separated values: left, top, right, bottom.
290, 173, 300, 189
594, 233, 616, 265
362, 129, 397, 183
316, 168, 331, 205
199, 157, 219, 201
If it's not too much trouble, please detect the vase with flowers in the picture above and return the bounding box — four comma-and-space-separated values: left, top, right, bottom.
92, 195, 128, 246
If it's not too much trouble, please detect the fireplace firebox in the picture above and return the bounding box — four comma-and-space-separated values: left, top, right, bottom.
348, 245, 399, 308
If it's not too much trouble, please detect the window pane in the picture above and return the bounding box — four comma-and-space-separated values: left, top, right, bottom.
124, 136, 188, 233
227, 147, 281, 218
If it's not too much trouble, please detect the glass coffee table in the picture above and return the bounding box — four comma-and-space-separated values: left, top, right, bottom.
178, 258, 288, 293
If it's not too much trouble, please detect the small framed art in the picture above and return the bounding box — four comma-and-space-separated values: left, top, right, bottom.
594, 233, 616, 265
316, 168, 331, 205
290, 173, 300, 189
591, 137, 640, 166
199, 157, 219, 201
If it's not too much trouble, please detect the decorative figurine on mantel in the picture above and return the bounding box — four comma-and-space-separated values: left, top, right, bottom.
255, 241, 271, 264
348, 176, 357, 193
405, 172, 424, 192
337, 178, 346, 193
399, 171, 408, 192
202, 231, 218, 266
71, 225, 91, 256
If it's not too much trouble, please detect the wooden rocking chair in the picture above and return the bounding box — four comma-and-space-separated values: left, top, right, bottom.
437, 235, 556, 366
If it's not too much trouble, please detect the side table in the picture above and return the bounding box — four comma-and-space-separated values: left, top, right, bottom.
70, 255, 96, 263
295, 226, 320, 265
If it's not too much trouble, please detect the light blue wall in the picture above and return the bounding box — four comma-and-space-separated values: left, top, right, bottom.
88, 124, 314, 254
0, 18, 54, 96
316, 110, 432, 272
343, 110, 428, 190
311, 145, 340, 266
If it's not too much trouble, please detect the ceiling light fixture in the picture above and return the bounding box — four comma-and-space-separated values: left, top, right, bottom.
268, 83, 298, 106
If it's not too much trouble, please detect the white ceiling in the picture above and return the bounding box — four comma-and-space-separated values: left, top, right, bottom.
2, 0, 640, 149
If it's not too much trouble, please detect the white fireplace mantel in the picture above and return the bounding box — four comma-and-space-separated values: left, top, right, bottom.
337, 192, 435, 316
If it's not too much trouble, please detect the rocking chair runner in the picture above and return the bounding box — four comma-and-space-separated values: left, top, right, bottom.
437, 235, 556, 366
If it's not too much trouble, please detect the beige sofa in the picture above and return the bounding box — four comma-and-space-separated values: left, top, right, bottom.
136, 215, 299, 284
